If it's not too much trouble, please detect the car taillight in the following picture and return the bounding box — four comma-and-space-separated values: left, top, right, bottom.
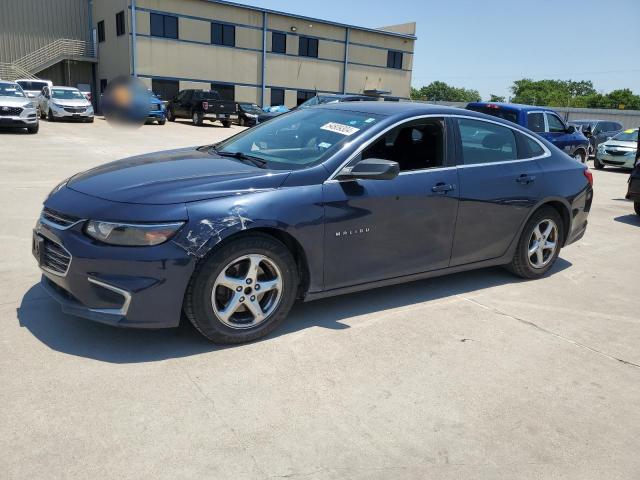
583, 168, 593, 186
202, 101, 208, 110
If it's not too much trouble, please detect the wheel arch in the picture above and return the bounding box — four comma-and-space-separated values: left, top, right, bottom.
526, 197, 572, 247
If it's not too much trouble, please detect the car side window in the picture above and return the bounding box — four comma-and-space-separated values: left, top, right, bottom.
456, 118, 518, 165
546, 113, 566, 133
527, 112, 545, 133
515, 132, 545, 158
361, 118, 445, 172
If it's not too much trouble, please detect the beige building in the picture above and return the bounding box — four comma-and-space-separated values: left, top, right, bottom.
93, 0, 416, 107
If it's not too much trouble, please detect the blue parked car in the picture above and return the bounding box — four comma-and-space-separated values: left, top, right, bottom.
146, 92, 166, 125
466, 102, 590, 163
33, 103, 592, 343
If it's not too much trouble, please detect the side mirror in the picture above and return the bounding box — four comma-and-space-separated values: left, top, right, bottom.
566, 125, 576, 134
337, 158, 399, 181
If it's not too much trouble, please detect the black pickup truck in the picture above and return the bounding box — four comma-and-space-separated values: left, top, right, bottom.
166, 89, 238, 127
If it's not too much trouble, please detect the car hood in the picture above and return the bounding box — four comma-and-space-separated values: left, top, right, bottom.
602, 140, 637, 149
51, 98, 91, 107
0, 96, 30, 107
67, 147, 291, 205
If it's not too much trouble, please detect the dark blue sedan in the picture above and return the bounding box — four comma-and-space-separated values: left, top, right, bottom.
33, 103, 593, 343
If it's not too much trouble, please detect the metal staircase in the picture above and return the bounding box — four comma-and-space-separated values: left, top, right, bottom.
0, 39, 95, 81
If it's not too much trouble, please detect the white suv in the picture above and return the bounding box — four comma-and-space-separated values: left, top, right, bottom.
39, 86, 94, 122
0, 81, 39, 134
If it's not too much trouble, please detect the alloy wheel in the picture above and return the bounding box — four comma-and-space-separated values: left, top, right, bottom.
211, 254, 283, 329
527, 219, 559, 269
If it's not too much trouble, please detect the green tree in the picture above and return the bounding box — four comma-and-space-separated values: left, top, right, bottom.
489, 94, 506, 102
411, 81, 480, 102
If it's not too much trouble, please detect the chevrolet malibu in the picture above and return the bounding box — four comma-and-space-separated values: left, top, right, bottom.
33, 103, 593, 343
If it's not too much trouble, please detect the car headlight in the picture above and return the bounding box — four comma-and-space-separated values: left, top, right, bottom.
51, 102, 63, 108
245, 113, 258, 118
22, 102, 34, 108
84, 220, 184, 246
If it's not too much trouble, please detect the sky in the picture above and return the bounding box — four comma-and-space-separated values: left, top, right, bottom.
239, 0, 640, 100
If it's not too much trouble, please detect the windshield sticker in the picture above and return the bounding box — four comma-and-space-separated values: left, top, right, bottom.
364, 118, 376, 123
321, 122, 360, 136
624, 129, 635, 134
318, 142, 332, 149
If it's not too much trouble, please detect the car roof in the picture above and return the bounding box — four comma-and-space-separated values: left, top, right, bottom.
51, 86, 79, 90
467, 102, 555, 112
319, 101, 491, 119
0, 80, 18, 86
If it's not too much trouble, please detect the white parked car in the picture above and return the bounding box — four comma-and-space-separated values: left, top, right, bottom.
15, 78, 52, 105
39, 86, 94, 122
0, 80, 39, 134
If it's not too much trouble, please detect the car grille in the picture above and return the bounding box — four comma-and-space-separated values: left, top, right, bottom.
41, 237, 71, 276
41, 208, 81, 229
0, 106, 22, 116
605, 149, 630, 156
64, 107, 86, 113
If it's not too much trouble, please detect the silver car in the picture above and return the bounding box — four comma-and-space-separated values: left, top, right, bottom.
594, 128, 639, 169
39, 86, 94, 122
0, 81, 39, 134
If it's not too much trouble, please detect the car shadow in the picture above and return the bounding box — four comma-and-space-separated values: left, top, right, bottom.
614, 214, 640, 226
17, 259, 572, 364
173, 119, 228, 128
0, 128, 29, 134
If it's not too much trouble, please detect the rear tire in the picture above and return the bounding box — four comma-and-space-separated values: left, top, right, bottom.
573, 149, 586, 163
184, 234, 299, 344
192, 111, 203, 126
594, 157, 605, 170
47, 109, 55, 122
166, 109, 175, 122
507, 206, 564, 279
222, 120, 231, 128
635, 202, 640, 216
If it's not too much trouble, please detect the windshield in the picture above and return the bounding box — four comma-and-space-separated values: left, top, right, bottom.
612, 129, 638, 142
215, 108, 383, 170
0, 83, 26, 98
16, 81, 48, 91
240, 103, 262, 113
52, 89, 85, 100
467, 105, 519, 124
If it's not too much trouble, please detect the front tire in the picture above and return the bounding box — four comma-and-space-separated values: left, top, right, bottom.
184, 234, 299, 344
192, 111, 203, 126
594, 157, 605, 170
27, 123, 39, 134
222, 120, 231, 128
158, 118, 166, 125
166, 109, 175, 122
47, 109, 55, 122
635, 202, 640, 216
507, 207, 563, 279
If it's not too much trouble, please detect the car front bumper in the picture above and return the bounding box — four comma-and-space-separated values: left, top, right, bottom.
626, 167, 640, 202
203, 113, 238, 121
147, 109, 166, 120
33, 211, 196, 329
50, 106, 94, 119
596, 151, 637, 168
0, 112, 38, 127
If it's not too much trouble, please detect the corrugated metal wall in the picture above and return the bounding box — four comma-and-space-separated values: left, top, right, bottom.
0, 0, 91, 62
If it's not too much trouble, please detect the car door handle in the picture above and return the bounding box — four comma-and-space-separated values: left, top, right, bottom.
431, 183, 456, 193
516, 174, 536, 185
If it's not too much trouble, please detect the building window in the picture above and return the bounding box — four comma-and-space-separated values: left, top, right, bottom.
151, 79, 179, 101
116, 11, 125, 36
150, 13, 178, 39
99, 79, 108, 94
270, 88, 285, 106
211, 83, 234, 101
212, 22, 235, 47
387, 50, 403, 69
298, 36, 318, 58
97, 20, 105, 43
272, 32, 286, 54
297, 90, 315, 106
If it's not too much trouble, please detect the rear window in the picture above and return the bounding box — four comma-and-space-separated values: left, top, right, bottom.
193, 90, 221, 100
16, 81, 48, 91
466, 105, 518, 124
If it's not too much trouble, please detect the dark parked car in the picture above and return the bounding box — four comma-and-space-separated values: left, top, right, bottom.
569, 119, 623, 157
466, 102, 590, 163
166, 89, 237, 127
257, 93, 378, 124
33, 103, 592, 343
236, 102, 262, 127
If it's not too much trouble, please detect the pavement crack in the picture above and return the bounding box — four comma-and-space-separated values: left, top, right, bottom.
461, 296, 640, 370
177, 364, 269, 478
